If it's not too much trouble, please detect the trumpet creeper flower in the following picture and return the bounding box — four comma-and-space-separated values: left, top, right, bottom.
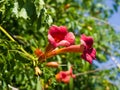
80, 34, 96, 64
55, 67, 76, 83
48, 25, 75, 48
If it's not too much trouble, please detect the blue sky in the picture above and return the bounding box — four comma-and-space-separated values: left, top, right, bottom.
93, 1, 120, 88
106, 0, 120, 32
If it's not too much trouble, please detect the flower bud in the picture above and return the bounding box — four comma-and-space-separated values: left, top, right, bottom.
35, 66, 42, 75
65, 4, 70, 9
46, 62, 59, 68
34, 49, 43, 57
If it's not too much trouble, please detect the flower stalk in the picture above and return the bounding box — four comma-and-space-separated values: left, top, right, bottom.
0, 26, 15, 42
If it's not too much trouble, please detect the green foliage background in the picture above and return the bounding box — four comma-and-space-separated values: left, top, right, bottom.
0, 0, 120, 90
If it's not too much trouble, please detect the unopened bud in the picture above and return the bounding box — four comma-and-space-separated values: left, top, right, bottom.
65, 4, 70, 9
46, 62, 59, 68
35, 66, 42, 75
34, 49, 43, 57
44, 84, 49, 89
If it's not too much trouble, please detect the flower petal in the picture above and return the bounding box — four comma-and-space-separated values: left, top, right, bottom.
81, 34, 94, 49
56, 40, 70, 47
90, 48, 96, 59
81, 52, 93, 64
59, 26, 68, 35
49, 25, 68, 40
64, 32, 75, 45
55, 73, 61, 82
71, 74, 76, 78
48, 34, 56, 47
86, 53, 93, 64
62, 75, 71, 83
48, 25, 59, 35
65, 67, 72, 75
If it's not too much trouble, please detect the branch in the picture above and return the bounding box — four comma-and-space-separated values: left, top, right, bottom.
75, 69, 100, 76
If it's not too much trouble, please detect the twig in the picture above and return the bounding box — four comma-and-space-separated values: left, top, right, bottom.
90, 16, 109, 25
90, 16, 120, 31
75, 63, 114, 76
75, 69, 100, 76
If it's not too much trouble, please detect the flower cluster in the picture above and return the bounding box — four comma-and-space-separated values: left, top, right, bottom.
35, 25, 96, 83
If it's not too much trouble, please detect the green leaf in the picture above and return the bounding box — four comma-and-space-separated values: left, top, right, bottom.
36, 76, 42, 90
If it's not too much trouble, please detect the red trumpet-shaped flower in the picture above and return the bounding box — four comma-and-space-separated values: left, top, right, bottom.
80, 34, 96, 64
48, 25, 75, 48
55, 67, 76, 83
56, 71, 71, 83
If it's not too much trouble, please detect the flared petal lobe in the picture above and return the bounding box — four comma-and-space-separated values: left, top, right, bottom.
56, 40, 70, 47
48, 34, 56, 47
90, 48, 96, 59
81, 34, 93, 49
64, 32, 75, 45
81, 48, 96, 64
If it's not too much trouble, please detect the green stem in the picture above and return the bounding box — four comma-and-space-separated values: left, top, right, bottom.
20, 46, 36, 60
0, 25, 35, 61
0, 26, 15, 42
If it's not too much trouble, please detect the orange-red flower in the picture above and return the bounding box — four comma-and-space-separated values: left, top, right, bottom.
34, 48, 43, 57
80, 34, 96, 64
56, 71, 70, 83
48, 25, 75, 48
55, 67, 76, 83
